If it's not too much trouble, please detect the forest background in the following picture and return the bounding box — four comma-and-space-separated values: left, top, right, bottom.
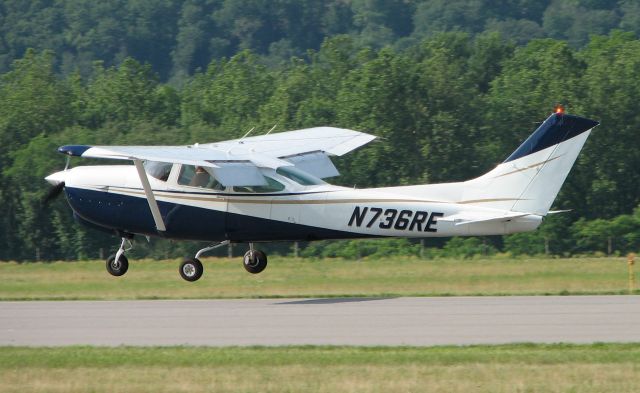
1, 0, 639, 261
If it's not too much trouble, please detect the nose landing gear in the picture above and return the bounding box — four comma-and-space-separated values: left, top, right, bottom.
106, 237, 132, 277
106, 254, 129, 276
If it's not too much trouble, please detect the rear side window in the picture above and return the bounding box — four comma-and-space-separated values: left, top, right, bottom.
233, 176, 285, 193
144, 161, 172, 181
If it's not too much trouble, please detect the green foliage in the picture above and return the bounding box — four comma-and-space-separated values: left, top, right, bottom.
0, 1, 637, 80
82, 58, 175, 127
181, 51, 274, 137
439, 237, 497, 259
0, 50, 74, 162
504, 232, 546, 256
572, 211, 640, 255
298, 236, 501, 260
542, 0, 620, 47
300, 238, 420, 259
576, 32, 640, 217
1, 20, 640, 260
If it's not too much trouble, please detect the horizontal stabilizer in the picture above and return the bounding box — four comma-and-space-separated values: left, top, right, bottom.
547, 209, 572, 214
440, 211, 534, 226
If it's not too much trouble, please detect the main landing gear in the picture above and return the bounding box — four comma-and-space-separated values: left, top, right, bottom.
104, 237, 270, 282
179, 241, 268, 282
243, 243, 268, 274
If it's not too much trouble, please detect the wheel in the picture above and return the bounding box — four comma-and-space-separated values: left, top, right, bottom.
243, 250, 267, 274
106, 254, 129, 276
180, 258, 203, 282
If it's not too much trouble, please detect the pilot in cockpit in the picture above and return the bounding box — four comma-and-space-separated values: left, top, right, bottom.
190, 166, 210, 187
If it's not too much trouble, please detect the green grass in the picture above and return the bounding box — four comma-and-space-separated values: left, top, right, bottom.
1, 345, 639, 392
0, 256, 637, 300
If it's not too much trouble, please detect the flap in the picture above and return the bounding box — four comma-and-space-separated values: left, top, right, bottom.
282, 151, 340, 178
205, 162, 267, 186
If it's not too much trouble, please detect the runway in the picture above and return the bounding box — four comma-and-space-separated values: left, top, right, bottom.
1, 296, 639, 346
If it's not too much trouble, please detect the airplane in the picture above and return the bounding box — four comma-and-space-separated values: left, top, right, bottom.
45, 107, 598, 281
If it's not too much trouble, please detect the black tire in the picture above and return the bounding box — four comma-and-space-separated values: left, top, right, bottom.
243, 250, 267, 274
180, 258, 203, 282
106, 254, 129, 276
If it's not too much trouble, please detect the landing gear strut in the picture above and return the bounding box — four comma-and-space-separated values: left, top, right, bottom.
243, 243, 268, 274
178, 241, 269, 282
106, 237, 131, 276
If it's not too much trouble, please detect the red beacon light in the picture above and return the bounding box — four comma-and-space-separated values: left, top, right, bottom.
554, 104, 565, 115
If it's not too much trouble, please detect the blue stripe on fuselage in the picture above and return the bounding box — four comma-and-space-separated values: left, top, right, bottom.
64, 187, 369, 242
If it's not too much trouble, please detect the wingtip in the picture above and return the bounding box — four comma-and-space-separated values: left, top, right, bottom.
58, 145, 91, 157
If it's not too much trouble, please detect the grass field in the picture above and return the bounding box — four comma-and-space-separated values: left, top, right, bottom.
0, 256, 636, 300
1, 344, 639, 393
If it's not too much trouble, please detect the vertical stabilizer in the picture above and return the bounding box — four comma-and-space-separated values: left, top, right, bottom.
461, 112, 598, 215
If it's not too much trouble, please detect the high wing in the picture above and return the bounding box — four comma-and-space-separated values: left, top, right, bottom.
201, 126, 376, 157
59, 126, 376, 185
57, 126, 375, 233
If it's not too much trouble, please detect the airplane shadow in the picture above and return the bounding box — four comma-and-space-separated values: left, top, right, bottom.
275, 297, 395, 305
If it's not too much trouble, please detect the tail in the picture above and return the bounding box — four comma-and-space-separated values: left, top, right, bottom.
461, 111, 599, 215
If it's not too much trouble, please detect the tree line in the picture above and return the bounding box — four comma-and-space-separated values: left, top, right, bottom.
1, 0, 639, 82
1, 30, 639, 261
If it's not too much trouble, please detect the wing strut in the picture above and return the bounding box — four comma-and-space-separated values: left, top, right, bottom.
133, 159, 167, 232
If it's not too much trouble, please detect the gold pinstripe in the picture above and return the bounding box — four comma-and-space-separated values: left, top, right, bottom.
492, 155, 564, 178
102, 187, 526, 206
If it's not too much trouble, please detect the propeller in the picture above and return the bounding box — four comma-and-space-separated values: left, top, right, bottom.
42, 181, 65, 205
42, 156, 71, 206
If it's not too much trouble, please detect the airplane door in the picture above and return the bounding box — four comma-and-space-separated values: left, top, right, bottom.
270, 195, 301, 228
225, 190, 272, 241
164, 164, 228, 240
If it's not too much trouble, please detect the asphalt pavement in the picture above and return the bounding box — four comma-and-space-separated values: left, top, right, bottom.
1, 296, 639, 346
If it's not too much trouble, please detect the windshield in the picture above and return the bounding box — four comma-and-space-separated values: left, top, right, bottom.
276, 166, 326, 186
144, 161, 172, 181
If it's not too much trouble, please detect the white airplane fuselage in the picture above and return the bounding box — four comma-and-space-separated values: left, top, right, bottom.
53, 163, 542, 243
46, 112, 597, 245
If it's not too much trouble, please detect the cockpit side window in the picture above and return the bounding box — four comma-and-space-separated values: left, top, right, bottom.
178, 165, 225, 191
233, 176, 285, 193
144, 161, 172, 181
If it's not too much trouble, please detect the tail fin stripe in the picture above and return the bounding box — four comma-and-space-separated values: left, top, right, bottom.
503, 114, 598, 163
493, 155, 563, 178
